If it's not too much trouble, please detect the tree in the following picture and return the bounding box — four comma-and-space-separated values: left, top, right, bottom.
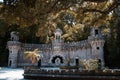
1, 0, 120, 42
104, 10, 120, 68
0, 0, 120, 68
24, 49, 42, 64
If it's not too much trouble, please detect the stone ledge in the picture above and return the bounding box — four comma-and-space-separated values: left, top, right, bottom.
23, 68, 120, 80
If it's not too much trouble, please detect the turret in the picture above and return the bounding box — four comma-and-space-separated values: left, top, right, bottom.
7, 31, 21, 68
88, 28, 105, 68
51, 28, 64, 66
52, 28, 63, 51
54, 28, 63, 42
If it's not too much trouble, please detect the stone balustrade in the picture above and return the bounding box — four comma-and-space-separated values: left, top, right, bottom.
24, 67, 120, 76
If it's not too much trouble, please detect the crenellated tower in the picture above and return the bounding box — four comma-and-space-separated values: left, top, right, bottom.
88, 27, 105, 68
7, 31, 21, 68
51, 28, 64, 66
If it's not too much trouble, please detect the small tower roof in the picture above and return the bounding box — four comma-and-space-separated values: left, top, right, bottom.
54, 28, 63, 34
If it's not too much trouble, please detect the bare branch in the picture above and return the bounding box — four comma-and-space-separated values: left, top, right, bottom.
83, 0, 108, 2
82, 0, 119, 14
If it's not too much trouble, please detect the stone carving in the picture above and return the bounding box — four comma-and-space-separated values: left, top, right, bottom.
55, 58, 61, 65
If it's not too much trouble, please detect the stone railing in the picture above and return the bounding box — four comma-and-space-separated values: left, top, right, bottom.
24, 67, 120, 76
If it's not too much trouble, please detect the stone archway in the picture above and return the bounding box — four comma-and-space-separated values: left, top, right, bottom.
51, 55, 64, 65
75, 58, 79, 66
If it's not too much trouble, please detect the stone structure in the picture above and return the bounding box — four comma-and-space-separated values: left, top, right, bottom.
7, 28, 105, 68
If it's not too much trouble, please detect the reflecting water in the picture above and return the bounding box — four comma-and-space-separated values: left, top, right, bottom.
0, 67, 24, 80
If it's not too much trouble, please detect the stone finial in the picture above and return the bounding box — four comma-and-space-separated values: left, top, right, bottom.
10, 31, 19, 41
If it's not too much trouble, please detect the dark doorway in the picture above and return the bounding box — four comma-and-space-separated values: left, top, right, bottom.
98, 59, 101, 69
38, 59, 41, 67
52, 56, 63, 64
95, 29, 98, 35
75, 58, 79, 66
9, 60, 12, 67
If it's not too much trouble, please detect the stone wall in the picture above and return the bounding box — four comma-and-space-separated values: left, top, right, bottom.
7, 28, 105, 68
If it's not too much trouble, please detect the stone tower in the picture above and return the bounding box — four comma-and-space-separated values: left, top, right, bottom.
51, 28, 64, 66
88, 27, 105, 68
52, 28, 63, 51
7, 31, 21, 68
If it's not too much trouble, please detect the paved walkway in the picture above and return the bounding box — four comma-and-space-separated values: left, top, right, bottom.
0, 67, 24, 80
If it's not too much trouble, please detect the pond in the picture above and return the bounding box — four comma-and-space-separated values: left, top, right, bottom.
0, 67, 24, 80
0, 67, 59, 80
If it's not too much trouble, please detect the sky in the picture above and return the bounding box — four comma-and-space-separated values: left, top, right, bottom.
0, 0, 3, 2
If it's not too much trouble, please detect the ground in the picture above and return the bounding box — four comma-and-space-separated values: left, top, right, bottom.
0, 67, 24, 80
